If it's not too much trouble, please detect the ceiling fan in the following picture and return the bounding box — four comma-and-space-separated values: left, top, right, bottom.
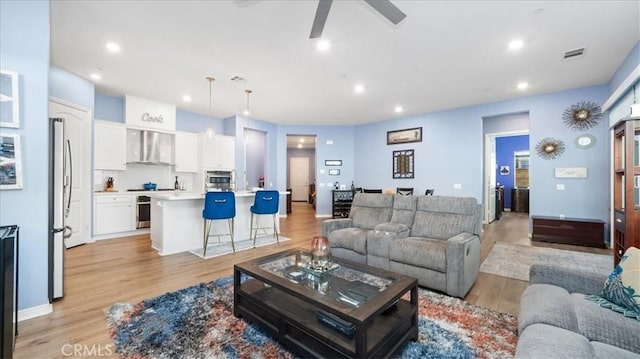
310, 0, 407, 39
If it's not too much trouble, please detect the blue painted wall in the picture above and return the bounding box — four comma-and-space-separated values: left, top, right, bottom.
354, 85, 610, 222
94, 93, 224, 132
49, 67, 95, 110
0, 0, 50, 310
495, 135, 530, 208
95, 93, 124, 122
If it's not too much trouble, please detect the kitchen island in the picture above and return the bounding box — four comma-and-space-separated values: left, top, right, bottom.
148, 191, 287, 256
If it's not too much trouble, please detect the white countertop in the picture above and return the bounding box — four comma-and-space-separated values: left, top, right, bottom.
148, 190, 289, 201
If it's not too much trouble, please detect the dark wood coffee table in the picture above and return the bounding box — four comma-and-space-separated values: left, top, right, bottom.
234, 249, 418, 358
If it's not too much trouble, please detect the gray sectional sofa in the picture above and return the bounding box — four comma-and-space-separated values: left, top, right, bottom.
322, 193, 482, 298
516, 263, 640, 358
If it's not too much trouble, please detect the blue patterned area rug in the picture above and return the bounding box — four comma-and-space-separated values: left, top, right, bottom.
106, 277, 517, 358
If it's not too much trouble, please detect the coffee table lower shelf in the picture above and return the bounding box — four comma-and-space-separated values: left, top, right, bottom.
234, 279, 417, 358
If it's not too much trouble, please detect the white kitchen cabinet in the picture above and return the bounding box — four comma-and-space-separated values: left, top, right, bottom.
174, 131, 199, 172
94, 194, 135, 235
200, 134, 235, 169
94, 121, 127, 170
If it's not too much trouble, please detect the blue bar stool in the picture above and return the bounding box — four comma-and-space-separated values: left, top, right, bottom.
202, 191, 236, 256
250, 190, 280, 247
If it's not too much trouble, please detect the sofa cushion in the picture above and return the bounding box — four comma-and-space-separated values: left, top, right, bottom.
350, 193, 394, 230
390, 194, 417, 228
519, 283, 579, 334
592, 342, 640, 359
410, 196, 479, 239
571, 292, 640, 354
589, 246, 640, 321
520, 284, 640, 354
328, 228, 368, 255
389, 237, 447, 272
516, 323, 597, 358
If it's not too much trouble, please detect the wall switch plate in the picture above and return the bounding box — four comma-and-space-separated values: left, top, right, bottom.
556, 184, 565, 190
326, 140, 334, 145
453, 184, 462, 189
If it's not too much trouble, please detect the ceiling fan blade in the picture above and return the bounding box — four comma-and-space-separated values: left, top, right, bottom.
363, 0, 407, 25
310, 0, 333, 39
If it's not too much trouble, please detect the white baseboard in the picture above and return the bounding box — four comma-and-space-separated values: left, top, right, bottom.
18, 303, 52, 322
93, 228, 150, 241
315, 214, 332, 218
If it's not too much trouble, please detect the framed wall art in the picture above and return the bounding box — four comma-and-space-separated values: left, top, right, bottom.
393, 149, 414, 179
328, 169, 340, 176
0, 134, 23, 189
555, 167, 587, 178
0, 70, 20, 128
387, 127, 422, 145
324, 160, 342, 166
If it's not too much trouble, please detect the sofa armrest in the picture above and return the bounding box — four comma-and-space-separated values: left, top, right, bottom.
445, 232, 481, 298
321, 218, 353, 237
529, 264, 608, 295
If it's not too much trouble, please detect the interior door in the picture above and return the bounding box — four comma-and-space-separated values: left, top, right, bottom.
486, 135, 497, 223
290, 157, 309, 202
49, 98, 91, 248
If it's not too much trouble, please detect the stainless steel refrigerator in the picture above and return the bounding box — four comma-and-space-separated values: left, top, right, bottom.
49, 118, 72, 301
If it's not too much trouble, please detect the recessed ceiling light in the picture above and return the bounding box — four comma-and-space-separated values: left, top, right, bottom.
394, 106, 403, 113
354, 84, 365, 94
105, 42, 121, 53
508, 39, 524, 51
517, 82, 529, 90
182, 95, 192, 102
90, 73, 101, 81
316, 39, 331, 51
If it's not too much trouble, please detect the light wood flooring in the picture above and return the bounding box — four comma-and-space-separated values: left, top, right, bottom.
15, 204, 611, 358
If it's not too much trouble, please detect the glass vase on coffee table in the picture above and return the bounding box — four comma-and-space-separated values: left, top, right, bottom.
309, 236, 332, 271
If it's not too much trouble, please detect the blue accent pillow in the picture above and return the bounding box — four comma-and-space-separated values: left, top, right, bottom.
588, 246, 640, 321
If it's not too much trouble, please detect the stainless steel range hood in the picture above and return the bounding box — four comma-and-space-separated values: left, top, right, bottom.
126, 129, 173, 165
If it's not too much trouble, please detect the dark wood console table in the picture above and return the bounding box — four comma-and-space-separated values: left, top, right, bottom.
531, 216, 606, 248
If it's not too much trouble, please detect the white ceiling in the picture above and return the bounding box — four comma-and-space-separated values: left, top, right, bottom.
50, 1, 639, 126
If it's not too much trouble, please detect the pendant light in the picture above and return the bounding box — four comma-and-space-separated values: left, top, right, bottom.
205, 76, 215, 138
242, 89, 252, 116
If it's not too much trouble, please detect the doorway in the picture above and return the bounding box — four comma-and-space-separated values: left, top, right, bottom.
48, 98, 91, 248
482, 112, 530, 224
286, 135, 316, 207
243, 128, 266, 191
290, 157, 309, 201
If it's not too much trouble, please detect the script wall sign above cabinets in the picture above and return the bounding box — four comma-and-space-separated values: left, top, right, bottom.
125, 95, 176, 132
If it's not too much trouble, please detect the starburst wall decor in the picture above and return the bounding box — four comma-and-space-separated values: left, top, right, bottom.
535, 137, 565, 160
562, 101, 603, 130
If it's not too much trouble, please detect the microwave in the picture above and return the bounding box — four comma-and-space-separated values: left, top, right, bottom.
205, 170, 235, 191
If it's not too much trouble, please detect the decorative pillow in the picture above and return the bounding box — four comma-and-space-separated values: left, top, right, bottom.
588, 246, 640, 321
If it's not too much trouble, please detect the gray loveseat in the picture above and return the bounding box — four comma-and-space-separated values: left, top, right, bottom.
516, 264, 640, 358
322, 193, 482, 298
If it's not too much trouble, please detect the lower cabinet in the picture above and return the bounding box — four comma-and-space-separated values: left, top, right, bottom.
531, 215, 606, 248
94, 195, 135, 235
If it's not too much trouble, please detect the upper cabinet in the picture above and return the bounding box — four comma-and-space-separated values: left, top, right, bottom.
612, 118, 640, 265
174, 132, 198, 173
94, 120, 126, 170
200, 134, 235, 170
